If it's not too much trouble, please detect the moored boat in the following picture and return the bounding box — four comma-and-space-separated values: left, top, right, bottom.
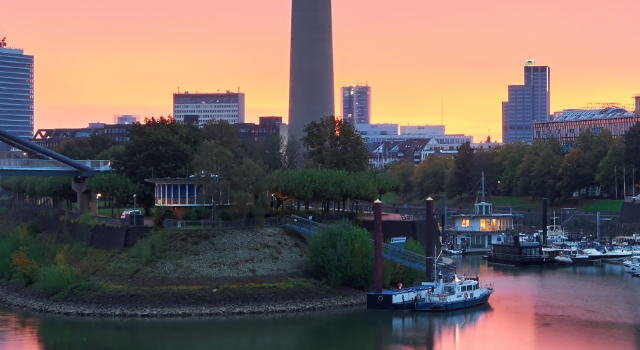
414, 274, 494, 312
623, 257, 640, 274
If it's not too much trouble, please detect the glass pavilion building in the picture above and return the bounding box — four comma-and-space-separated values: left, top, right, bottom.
0, 43, 34, 150
533, 107, 640, 152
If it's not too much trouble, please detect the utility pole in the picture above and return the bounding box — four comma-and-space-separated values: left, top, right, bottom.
624, 166, 626, 197
615, 166, 618, 200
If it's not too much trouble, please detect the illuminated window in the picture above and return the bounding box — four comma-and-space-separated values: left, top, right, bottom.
461, 219, 470, 228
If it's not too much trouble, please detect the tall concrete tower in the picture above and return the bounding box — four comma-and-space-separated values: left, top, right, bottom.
288, 0, 335, 139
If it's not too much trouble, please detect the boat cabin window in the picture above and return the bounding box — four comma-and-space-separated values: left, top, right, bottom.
461, 219, 470, 228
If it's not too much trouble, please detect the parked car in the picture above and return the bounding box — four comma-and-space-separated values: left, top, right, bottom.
120, 209, 142, 218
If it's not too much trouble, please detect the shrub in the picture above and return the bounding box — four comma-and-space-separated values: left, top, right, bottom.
127, 232, 164, 263
153, 208, 176, 230
38, 264, 84, 296
0, 232, 20, 280
306, 220, 373, 289
12, 246, 39, 284
190, 207, 211, 221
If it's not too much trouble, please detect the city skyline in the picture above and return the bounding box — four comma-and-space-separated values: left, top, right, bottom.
3, 0, 640, 142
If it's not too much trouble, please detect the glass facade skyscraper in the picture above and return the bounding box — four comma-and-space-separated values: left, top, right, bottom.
0, 45, 34, 150
341, 85, 371, 127
502, 60, 550, 143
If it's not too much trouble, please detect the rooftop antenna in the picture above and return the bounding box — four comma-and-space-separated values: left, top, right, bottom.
177, 87, 180, 93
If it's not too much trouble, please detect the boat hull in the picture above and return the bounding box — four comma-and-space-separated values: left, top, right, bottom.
415, 292, 492, 312
487, 256, 546, 266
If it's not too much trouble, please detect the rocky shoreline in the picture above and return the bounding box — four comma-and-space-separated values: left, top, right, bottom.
0, 284, 367, 318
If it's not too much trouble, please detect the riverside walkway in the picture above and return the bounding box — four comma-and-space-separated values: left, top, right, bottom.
284, 215, 454, 274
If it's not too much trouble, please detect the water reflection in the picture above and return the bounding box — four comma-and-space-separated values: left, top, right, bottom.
0, 310, 43, 350
1, 256, 640, 349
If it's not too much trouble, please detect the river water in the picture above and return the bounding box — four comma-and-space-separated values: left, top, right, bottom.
1, 256, 640, 350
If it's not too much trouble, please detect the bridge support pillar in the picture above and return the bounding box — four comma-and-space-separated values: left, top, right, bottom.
72, 177, 91, 214
373, 199, 383, 294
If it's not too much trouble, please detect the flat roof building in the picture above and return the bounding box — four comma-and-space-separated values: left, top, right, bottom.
173, 92, 245, 126
0, 39, 34, 151
31, 123, 133, 149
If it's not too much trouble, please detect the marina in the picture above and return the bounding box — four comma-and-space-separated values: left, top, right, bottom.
1, 255, 639, 350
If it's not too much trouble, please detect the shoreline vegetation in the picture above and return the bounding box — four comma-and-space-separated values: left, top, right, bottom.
0, 209, 389, 318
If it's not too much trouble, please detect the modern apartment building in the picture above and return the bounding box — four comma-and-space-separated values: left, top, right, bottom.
173, 92, 245, 126
341, 85, 371, 127
502, 60, 550, 143
0, 39, 34, 150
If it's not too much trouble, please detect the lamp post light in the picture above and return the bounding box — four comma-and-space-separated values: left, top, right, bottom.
96, 193, 102, 215
133, 194, 137, 211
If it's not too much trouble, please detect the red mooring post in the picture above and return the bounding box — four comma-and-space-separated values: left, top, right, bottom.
374, 199, 383, 293
425, 197, 435, 282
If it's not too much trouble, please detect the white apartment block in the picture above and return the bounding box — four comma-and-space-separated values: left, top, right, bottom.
173, 92, 245, 126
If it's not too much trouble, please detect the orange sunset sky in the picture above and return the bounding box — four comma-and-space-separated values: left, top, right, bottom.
4, 0, 640, 142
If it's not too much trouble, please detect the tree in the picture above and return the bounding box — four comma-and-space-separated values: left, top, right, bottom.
625, 122, 640, 170
445, 142, 474, 198
596, 138, 625, 195
282, 138, 304, 170
574, 128, 596, 154
557, 148, 590, 199
192, 140, 235, 216
53, 134, 117, 160
95, 145, 124, 160
111, 116, 201, 214
88, 173, 136, 217
301, 116, 370, 172
412, 154, 451, 198
494, 142, 529, 194
386, 159, 414, 199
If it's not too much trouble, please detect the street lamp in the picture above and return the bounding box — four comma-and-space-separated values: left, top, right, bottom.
133, 194, 137, 211
96, 193, 102, 215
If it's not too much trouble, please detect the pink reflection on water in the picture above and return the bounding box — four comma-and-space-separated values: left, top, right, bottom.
0, 312, 43, 350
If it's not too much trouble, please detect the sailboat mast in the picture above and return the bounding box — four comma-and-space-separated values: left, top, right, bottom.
481, 171, 485, 203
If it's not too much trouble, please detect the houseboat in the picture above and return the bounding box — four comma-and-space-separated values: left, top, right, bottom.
447, 174, 515, 254
488, 234, 546, 266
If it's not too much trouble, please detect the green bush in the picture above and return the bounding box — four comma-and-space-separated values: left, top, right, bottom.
127, 232, 164, 263
190, 207, 212, 221
0, 231, 20, 280
153, 208, 176, 230
306, 220, 373, 289
38, 264, 84, 296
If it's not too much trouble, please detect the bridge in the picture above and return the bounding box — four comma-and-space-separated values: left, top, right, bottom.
0, 129, 112, 213
284, 215, 455, 275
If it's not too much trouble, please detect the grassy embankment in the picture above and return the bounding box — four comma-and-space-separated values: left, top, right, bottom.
0, 212, 338, 303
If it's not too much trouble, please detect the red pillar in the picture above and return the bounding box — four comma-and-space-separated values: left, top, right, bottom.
374, 199, 383, 293
426, 197, 435, 282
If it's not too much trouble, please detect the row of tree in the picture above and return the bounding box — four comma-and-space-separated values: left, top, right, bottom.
388, 124, 640, 205
3, 116, 381, 220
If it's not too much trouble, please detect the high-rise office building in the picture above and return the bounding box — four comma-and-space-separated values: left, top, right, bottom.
173, 92, 245, 126
288, 0, 335, 139
341, 85, 371, 127
502, 60, 550, 143
0, 38, 34, 150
